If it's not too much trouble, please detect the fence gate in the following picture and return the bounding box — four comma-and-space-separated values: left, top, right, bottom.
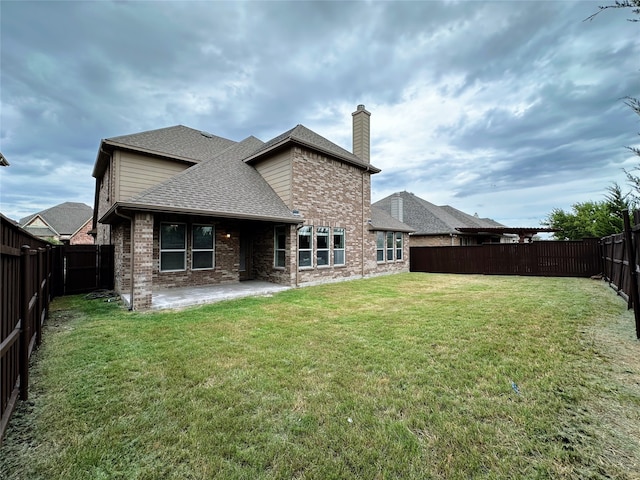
53, 245, 114, 295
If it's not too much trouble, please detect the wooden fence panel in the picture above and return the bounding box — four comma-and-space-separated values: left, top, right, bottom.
64, 245, 114, 294
1, 214, 53, 443
410, 239, 602, 278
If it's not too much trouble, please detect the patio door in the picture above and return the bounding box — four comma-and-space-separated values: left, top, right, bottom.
239, 233, 253, 281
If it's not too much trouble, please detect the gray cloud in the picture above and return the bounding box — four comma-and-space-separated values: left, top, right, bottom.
1, 0, 639, 227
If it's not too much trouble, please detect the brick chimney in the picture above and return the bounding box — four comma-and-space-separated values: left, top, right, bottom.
352, 104, 371, 163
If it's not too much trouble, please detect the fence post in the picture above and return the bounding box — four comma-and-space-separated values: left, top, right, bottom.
44, 245, 51, 317
36, 248, 44, 347
19, 245, 31, 400
623, 211, 640, 339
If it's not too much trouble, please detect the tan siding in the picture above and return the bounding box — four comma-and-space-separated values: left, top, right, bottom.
254, 150, 292, 207
118, 151, 192, 200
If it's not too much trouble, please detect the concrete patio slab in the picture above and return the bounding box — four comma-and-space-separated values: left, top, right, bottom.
121, 281, 291, 310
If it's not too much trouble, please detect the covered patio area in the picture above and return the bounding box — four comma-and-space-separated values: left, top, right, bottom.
121, 281, 291, 310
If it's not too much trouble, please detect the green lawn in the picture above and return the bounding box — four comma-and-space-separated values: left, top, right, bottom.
1, 273, 639, 479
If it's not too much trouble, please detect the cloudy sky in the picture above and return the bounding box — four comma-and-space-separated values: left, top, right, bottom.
1, 1, 639, 228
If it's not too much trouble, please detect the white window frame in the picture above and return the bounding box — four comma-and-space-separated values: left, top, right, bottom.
160, 222, 187, 272
274, 225, 286, 268
376, 231, 385, 263
333, 227, 345, 266
395, 232, 403, 261
386, 232, 395, 261
298, 226, 313, 268
192, 224, 215, 270
317, 226, 330, 267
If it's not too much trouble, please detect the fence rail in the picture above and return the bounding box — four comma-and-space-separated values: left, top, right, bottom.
1, 214, 52, 443
602, 210, 640, 338
410, 239, 602, 277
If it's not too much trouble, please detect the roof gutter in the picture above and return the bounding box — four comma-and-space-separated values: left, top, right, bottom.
100, 202, 303, 225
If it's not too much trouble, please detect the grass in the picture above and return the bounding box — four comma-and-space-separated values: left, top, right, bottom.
1, 273, 639, 479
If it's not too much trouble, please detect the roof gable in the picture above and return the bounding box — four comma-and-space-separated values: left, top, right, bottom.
245, 125, 381, 173
104, 137, 300, 224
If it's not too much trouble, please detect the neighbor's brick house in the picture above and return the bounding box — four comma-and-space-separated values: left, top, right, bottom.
374, 191, 516, 246
19, 202, 94, 245
92, 106, 413, 310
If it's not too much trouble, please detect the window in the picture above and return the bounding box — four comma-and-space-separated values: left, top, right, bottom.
376, 231, 385, 262
298, 226, 312, 268
274, 226, 286, 268
395, 232, 403, 260
386, 232, 394, 261
333, 227, 345, 266
192, 225, 214, 270
160, 223, 186, 271
317, 227, 329, 266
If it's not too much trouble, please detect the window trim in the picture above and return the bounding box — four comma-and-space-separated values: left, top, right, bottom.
316, 226, 330, 268
333, 227, 345, 266
376, 231, 385, 263
274, 225, 286, 269
192, 224, 215, 270
160, 222, 187, 272
298, 225, 313, 269
395, 232, 403, 261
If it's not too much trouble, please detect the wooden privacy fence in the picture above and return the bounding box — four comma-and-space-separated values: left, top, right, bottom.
410, 239, 602, 277
1, 214, 53, 443
50, 244, 115, 297
602, 210, 640, 339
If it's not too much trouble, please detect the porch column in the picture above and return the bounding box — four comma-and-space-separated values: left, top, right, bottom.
132, 213, 153, 310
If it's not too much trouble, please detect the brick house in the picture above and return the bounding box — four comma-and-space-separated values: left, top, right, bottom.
373, 191, 516, 247
19, 202, 94, 245
92, 105, 413, 310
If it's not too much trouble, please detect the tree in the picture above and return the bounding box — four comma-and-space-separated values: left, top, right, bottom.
543, 183, 632, 240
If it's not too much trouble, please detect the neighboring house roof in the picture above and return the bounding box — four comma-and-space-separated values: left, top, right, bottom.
373, 191, 505, 236
439, 205, 505, 229
101, 136, 301, 224
244, 125, 381, 173
20, 202, 93, 235
23, 226, 57, 238
370, 207, 414, 233
93, 125, 237, 177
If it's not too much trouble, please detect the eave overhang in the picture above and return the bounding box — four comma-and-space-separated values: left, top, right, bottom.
243, 137, 382, 174
99, 202, 304, 226
91, 139, 200, 179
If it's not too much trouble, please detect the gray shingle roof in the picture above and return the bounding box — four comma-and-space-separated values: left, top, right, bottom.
373, 192, 504, 235
110, 137, 300, 223
24, 226, 57, 238
245, 125, 381, 173
370, 207, 414, 232
105, 125, 237, 163
20, 202, 93, 235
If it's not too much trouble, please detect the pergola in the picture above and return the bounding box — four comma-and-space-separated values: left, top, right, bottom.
456, 227, 558, 243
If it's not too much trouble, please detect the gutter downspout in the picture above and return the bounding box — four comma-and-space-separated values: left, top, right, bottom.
114, 207, 135, 311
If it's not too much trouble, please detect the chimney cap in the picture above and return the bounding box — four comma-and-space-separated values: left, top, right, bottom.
352, 104, 371, 116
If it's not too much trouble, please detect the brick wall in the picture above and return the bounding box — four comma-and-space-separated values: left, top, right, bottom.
289, 147, 375, 285
151, 216, 240, 289
132, 213, 153, 310
410, 234, 460, 247
70, 220, 95, 245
